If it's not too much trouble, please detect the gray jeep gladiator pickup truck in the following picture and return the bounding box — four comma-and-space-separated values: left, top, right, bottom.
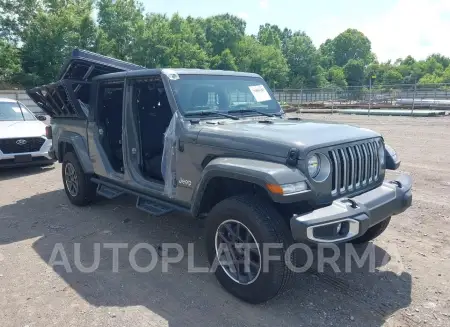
28, 50, 412, 303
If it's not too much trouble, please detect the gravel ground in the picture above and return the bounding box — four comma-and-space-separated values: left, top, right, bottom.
0, 114, 449, 327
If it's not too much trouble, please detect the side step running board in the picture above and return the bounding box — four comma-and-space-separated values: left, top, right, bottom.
136, 197, 173, 217
97, 184, 125, 199
91, 177, 189, 216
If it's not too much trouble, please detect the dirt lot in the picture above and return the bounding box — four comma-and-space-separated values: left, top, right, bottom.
0, 114, 449, 327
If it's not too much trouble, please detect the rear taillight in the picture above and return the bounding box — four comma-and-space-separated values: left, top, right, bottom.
45, 125, 53, 139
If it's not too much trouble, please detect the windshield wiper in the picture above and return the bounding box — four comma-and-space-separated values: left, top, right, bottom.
184, 110, 239, 120
227, 108, 282, 118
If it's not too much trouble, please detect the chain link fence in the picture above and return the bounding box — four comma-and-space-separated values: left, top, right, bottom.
274, 83, 450, 111
2, 83, 450, 117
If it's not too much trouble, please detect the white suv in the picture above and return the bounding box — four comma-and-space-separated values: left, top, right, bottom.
0, 98, 55, 168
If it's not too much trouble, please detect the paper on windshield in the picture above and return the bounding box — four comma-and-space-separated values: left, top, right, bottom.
12, 107, 22, 113
249, 85, 271, 102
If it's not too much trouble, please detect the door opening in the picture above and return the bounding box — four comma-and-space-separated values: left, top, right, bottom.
132, 78, 173, 182
97, 81, 125, 173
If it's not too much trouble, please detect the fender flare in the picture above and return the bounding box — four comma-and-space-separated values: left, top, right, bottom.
191, 157, 309, 216
58, 132, 94, 174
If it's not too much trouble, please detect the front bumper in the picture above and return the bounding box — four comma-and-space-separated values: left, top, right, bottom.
290, 174, 412, 243
0, 138, 56, 168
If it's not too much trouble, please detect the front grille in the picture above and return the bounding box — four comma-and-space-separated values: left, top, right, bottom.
329, 139, 382, 196
0, 137, 45, 154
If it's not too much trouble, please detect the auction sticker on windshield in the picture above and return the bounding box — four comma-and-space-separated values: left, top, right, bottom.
12, 107, 22, 113
249, 85, 271, 102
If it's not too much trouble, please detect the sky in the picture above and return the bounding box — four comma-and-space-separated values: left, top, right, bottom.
140, 0, 450, 62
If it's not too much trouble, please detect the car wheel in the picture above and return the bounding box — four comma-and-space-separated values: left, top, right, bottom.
62, 152, 96, 206
351, 217, 391, 244
205, 194, 295, 304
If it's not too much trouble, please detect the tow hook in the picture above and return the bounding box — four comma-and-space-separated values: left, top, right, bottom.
342, 199, 358, 209
389, 180, 402, 188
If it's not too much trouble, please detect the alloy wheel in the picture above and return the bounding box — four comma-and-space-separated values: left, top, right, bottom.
215, 219, 262, 285
64, 162, 79, 197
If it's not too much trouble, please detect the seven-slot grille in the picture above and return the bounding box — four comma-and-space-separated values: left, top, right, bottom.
0, 137, 45, 154
328, 139, 382, 196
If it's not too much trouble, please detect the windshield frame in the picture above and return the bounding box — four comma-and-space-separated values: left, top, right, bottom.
167, 74, 283, 119
0, 100, 37, 122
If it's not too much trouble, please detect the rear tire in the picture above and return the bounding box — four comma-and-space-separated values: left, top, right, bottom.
62, 152, 96, 206
205, 195, 295, 304
351, 217, 391, 244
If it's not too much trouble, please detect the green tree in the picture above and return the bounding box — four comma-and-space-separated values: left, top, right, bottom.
326, 29, 374, 67
204, 14, 246, 56
258, 45, 290, 88
401, 55, 416, 66
284, 32, 324, 87
344, 59, 365, 86
441, 66, 450, 83
235, 36, 289, 88
20, 0, 98, 85
382, 69, 403, 85
165, 14, 210, 68
257, 24, 294, 59
132, 13, 172, 67
97, 0, 145, 60
318, 39, 335, 69
365, 62, 383, 85
327, 66, 347, 88
211, 49, 237, 71
257, 23, 282, 49
423, 57, 444, 76
418, 73, 443, 85
428, 54, 450, 69
0, 0, 41, 43
0, 40, 21, 85
5, 3, 450, 90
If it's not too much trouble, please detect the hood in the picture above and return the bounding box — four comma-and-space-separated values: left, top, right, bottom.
196, 118, 381, 158
0, 120, 47, 139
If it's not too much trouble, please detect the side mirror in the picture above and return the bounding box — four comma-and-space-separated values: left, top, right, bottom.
36, 115, 47, 121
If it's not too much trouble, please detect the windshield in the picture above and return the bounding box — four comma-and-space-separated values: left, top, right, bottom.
169, 75, 282, 117
0, 101, 37, 121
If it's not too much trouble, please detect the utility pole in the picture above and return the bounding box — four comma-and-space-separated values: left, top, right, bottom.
411, 79, 417, 116
368, 77, 371, 116
368, 75, 376, 117
331, 87, 335, 114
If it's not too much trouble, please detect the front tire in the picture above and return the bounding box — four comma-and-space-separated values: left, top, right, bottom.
62, 152, 96, 206
351, 217, 391, 244
205, 195, 294, 304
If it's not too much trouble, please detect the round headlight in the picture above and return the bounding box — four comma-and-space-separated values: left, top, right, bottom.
307, 153, 331, 182
308, 154, 320, 178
